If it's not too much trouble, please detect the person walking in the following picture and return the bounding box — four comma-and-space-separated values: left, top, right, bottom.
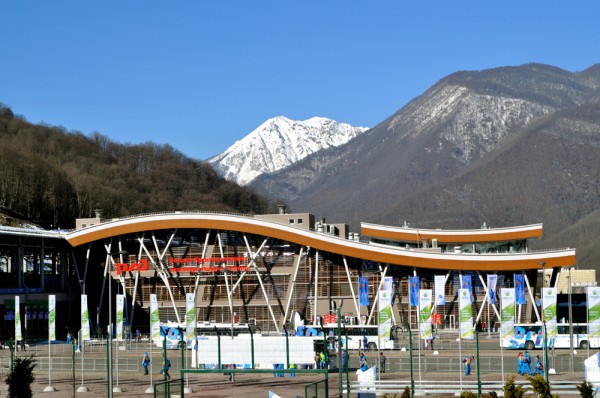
517, 352, 524, 375
363, 336, 368, 351
161, 358, 171, 380
535, 355, 544, 376
379, 352, 386, 373
319, 351, 327, 369
360, 353, 368, 371
523, 351, 533, 375
463, 355, 473, 375
142, 352, 150, 375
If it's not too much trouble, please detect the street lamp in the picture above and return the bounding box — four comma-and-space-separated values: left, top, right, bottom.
539, 261, 549, 383
568, 267, 574, 369
108, 250, 128, 397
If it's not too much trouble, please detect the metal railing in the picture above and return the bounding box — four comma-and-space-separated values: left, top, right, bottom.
346, 379, 586, 396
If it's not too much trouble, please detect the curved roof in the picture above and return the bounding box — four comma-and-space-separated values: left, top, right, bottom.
66, 212, 575, 272
361, 222, 543, 244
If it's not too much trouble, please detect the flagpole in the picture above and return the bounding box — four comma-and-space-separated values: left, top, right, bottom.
44, 295, 56, 392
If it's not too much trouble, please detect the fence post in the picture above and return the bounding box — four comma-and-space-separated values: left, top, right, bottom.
283, 326, 289, 369
408, 327, 414, 398
248, 325, 255, 369
214, 326, 221, 369
476, 327, 481, 398
180, 328, 184, 397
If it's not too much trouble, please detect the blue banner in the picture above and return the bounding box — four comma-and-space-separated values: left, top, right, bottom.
409, 276, 420, 306
461, 275, 472, 291
461, 275, 472, 303
359, 277, 369, 307
514, 274, 526, 305
487, 274, 498, 305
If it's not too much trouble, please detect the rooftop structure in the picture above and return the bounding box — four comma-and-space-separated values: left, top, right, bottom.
0, 210, 580, 338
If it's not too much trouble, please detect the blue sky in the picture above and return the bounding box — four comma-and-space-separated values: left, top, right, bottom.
1, 1, 598, 160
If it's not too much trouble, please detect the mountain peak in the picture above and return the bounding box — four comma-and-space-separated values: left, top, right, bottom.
208, 116, 368, 185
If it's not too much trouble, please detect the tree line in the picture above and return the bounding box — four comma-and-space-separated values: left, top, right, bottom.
0, 103, 275, 229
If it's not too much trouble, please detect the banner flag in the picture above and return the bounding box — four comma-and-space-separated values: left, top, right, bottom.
359, 277, 369, 307
514, 274, 526, 305
382, 277, 393, 295
588, 287, 600, 338
434, 275, 446, 306
15, 296, 22, 343
378, 288, 393, 340
487, 275, 498, 305
116, 294, 125, 341
186, 293, 196, 343
419, 289, 433, 341
81, 294, 91, 341
49, 295, 56, 342
409, 276, 420, 307
461, 275, 472, 303
150, 294, 160, 342
500, 288, 515, 338
542, 288, 557, 340
459, 288, 474, 340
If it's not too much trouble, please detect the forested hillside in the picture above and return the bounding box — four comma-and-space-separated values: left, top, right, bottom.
0, 103, 273, 229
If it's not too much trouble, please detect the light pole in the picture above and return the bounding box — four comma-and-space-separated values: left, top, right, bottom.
539, 261, 549, 383
108, 250, 128, 397
108, 261, 113, 398
568, 267, 574, 370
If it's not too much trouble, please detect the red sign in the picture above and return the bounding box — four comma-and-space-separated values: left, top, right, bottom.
116, 259, 149, 275
170, 266, 251, 273
169, 257, 247, 265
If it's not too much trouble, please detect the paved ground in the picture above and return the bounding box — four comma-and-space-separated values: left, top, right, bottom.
2, 367, 588, 397
0, 339, 590, 397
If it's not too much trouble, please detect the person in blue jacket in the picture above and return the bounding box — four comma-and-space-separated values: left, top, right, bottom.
463, 355, 473, 375
535, 355, 544, 376
522, 351, 533, 375
142, 352, 150, 375
360, 354, 368, 371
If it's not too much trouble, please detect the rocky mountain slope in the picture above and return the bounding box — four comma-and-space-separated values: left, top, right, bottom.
208, 116, 368, 185
249, 63, 600, 269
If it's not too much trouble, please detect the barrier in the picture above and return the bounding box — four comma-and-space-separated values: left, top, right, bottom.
345, 379, 585, 396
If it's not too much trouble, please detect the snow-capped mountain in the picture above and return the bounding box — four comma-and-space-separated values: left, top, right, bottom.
208, 116, 368, 185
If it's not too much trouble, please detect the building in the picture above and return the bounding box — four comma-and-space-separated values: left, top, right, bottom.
0, 209, 580, 339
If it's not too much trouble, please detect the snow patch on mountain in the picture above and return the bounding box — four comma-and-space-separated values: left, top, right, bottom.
209, 116, 368, 185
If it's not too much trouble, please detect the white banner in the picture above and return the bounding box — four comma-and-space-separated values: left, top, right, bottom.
500, 288, 515, 338
378, 288, 393, 340
15, 296, 22, 342
542, 288, 557, 338
116, 294, 125, 341
49, 295, 56, 341
419, 289, 433, 341
459, 288, 474, 340
434, 275, 446, 306
150, 294, 160, 342
589, 287, 600, 338
186, 293, 196, 343
487, 274, 498, 305
81, 294, 91, 341
382, 276, 393, 294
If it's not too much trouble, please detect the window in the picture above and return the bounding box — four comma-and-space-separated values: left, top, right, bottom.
297, 219, 303, 224
289, 219, 295, 224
